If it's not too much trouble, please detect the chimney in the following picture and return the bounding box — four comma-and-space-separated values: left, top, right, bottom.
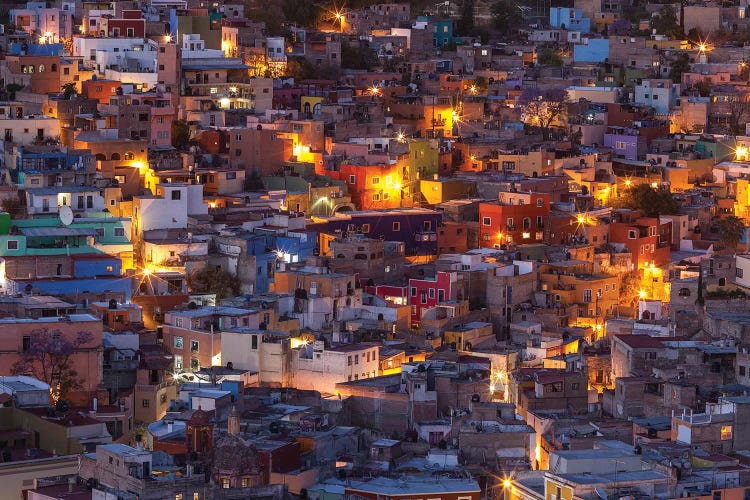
167, 420, 174, 433
92, 397, 97, 412
68, 477, 75, 493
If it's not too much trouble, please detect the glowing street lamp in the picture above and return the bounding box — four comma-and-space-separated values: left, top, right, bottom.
163, 33, 172, 43
333, 10, 345, 32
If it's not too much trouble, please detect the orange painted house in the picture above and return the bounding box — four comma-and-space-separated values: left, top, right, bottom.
610, 210, 670, 269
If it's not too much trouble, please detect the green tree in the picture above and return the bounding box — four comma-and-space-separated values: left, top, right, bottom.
718, 216, 745, 251
621, 184, 680, 217
456, 0, 475, 36
341, 42, 378, 70
285, 57, 315, 80
188, 266, 240, 300
650, 5, 682, 38
537, 48, 563, 66
491, 0, 524, 36
171, 120, 190, 150
281, 0, 321, 27
670, 52, 691, 82
61, 82, 77, 99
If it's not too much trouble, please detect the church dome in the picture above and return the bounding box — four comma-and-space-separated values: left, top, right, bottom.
188, 408, 210, 426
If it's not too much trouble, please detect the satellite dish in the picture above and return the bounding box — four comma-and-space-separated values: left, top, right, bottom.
595, 487, 608, 500
59, 205, 74, 226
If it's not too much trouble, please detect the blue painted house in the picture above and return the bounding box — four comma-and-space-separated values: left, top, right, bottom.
550, 7, 591, 33
573, 38, 609, 63
6, 144, 95, 186
218, 228, 317, 294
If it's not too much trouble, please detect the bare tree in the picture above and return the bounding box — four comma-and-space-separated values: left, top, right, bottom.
12, 328, 95, 403
518, 87, 569, 140
727, 94, 750, 136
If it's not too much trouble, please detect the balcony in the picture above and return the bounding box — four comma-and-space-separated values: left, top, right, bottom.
135, 379, 176, 393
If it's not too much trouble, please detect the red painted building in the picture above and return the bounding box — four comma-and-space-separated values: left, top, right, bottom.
479, 191, 550, 248
99, 11, 146, 38
368, 271, 455, 326
610, 210, 670, 269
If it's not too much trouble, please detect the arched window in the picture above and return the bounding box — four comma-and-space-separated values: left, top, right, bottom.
38, 64, 45, 72
123, 152, 134, 160
110, 153, 120, 161
678, 288, 691, 297
95, 153, 106, 161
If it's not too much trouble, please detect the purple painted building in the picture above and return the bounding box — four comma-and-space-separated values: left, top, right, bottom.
603, 126, 648, 160
309, 208, 442, 256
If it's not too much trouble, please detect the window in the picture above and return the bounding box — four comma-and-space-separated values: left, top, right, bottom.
22, 336, 31, 353
740, 365, 746, 377
393, 222, 401, 231
583, 289, 592, 303
174, 336, 183, 349
348, 356, 352, 366
142, 399, 150, 408
349, 175, 356, 184
361, 224, 370, 233
721, 425, 733, 440
628, 230, 637, 239
251, 335, 258, 350
738, 267, 744, 278
221, 478, 230, 489
174, 355, 182, 370
7, 240, 18, 250
411, 287, 417, 297
190, 340, 199, 353
482, 216, 491, 226
429, 288, 435, 298
372, 193, 381, 201
372, 177, 380, 185
171, 190, 181, 200
355, 354, 359, 364
537, 198, 544, 207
